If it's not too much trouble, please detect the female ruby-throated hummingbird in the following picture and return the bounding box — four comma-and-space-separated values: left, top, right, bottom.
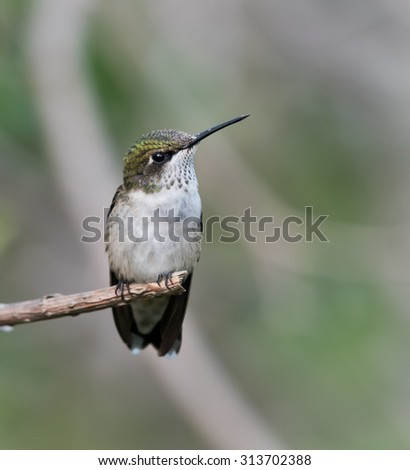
105, 114, 249, 357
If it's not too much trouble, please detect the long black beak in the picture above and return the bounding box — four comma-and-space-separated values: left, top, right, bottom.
183, 114, 250, 149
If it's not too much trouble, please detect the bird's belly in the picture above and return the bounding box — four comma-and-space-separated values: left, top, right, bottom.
106, 188, 201, 282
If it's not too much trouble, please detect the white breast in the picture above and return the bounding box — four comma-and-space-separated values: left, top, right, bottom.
106, 184, 202, 282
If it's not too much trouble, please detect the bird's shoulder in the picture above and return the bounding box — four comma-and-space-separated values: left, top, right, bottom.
106, 184, 129, 219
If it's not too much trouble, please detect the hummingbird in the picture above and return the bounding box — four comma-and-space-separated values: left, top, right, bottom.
105, 114, 249, 357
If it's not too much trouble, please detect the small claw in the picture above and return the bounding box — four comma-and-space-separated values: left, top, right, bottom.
157, 271, 175, 290
165, 271, 174, 289
115, 281, 131, 301
156, 274, 162, 287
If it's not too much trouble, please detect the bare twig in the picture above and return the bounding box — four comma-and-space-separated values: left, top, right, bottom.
0, 271, 187, 327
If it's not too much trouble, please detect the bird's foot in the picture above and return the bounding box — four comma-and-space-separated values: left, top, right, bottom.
115, 280, 132, 301
157, 271, 175, 289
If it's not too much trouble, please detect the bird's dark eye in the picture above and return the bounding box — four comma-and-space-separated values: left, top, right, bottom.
152, 152, 167, 164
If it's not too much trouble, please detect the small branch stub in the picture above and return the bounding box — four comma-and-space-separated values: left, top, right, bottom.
0, 271, 187, 327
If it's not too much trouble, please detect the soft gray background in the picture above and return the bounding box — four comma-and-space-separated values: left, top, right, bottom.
0, 0, 409, 449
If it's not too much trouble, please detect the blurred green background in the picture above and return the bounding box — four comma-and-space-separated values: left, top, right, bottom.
1, 0, 410, 449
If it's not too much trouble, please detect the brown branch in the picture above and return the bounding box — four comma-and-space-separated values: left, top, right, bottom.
0, 271, 187, 327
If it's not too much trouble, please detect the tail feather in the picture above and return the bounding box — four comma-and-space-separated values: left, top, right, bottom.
110, 271, 192, 356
